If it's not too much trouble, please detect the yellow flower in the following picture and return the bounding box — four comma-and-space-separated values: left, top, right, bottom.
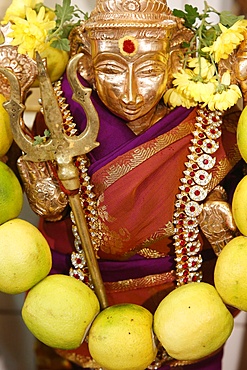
164, 88, 196, 109
202, 20, 247, 62
172, 69, 195, 98
172, 68, 215, 104
207, 72, 242, 111
187, 80, 216, 104
3, 0, 41, 23
8, 6, 56, 58
44, 9, 56, 21
188, 57, 215, 80
208, 84, 242, 111
220, 70, 231, 85
166, 68, 241, 111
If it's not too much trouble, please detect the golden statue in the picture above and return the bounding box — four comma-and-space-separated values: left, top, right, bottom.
2, 0, 247, 368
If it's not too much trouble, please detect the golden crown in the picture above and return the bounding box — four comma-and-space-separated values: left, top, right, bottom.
85, 0, 178, 34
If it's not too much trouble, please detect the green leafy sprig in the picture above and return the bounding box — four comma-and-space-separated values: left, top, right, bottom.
36, 0, 89, 52
173, 2, 244, 58
172, 1, 244, 81
33, 129, 51, 146
173, 2, 244, 31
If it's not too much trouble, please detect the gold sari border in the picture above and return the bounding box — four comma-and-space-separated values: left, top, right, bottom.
95, 118, 196, 192
104, 270, 176, 292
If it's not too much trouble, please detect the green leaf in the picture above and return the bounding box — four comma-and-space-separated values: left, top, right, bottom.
172, 9, 187, 19
55, 0, 75, 24
33, 136, 45, 146
44, 129, 51, 138
219, 11, 244, 27
33, 130, 51, 146
173, 5, 200, 29
46, 0, 87, 52
202, 27, 218, 45
181, 41, 191, 49
51, 38, 70, 51
184, 4, 200, 27
83, 12, 89, 21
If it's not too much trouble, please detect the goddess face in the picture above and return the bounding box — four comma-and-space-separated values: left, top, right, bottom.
91, 37, 170, 122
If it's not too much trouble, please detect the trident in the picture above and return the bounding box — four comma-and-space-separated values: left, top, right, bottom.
0, 52, 108, 309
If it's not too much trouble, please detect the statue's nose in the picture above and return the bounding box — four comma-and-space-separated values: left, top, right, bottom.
120, 66, 144, 106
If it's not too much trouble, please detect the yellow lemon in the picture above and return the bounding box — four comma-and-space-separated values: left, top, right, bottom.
0, 161, 23, 225
237, 104, 247, 163
22, 274, 100, 350
0, 218, 52, 294
153, 282, 233, 361
232, 175, 247, 236
32, 44, 69, 86
214, 236, 247, 311
88, 303, 157, 370
0, 93, 13, 158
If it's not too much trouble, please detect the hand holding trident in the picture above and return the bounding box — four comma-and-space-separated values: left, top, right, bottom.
0, 52, 108, 309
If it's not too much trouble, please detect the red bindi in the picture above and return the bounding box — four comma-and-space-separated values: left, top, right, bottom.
123, 39, 136, 54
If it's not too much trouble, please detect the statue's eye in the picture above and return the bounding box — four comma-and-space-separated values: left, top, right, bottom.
136, 63, 165, 77
95, 63, 126, 75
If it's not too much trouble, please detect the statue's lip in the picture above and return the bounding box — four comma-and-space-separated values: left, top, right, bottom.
120, 105, 142, 115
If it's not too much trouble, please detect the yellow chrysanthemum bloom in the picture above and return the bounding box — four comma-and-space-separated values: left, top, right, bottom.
186, 80, 216, 104
3, 0, 41, 23
164, 88, 196, 109
166, 69, 241, 111
43, 9, 56, 21
188, 57, 215, 80
8, 6, 56, 58
207, 71, 242, 111
220, 70, 231, 86
172, 69, 195, 99
172, 68, 215, 104
208, 84, 242, 111
202, 20, 247, 63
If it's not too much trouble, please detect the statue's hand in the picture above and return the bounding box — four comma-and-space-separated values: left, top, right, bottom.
198, 186, 236, 256
17, 156, 69, 221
